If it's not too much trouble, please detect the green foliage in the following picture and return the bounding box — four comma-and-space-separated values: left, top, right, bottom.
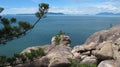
14, 53, 21, 58
57, 30, 66, 36
21, 48, 45, 62
35, 3, 49, 18
11, 18, 16, 23
33, 3, 49, 27
36, 48, 45, 56
1, 18, 9, 25
0, 7, 4, 13
0, 17, 33, 44
67, 58, 97, 67
54, 30, 66, 45
0, 48, 45, 66
0, 56, 7, 66
19, 21, 32, 31
20, 54, 27, 63
0, 3, 49, 45
55, 35, 61, 45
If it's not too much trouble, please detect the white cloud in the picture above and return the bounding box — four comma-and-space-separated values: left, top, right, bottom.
49, 4, 120, 14
70, 0, 120, 2
1, 3, 120, 15
49, 7, 83, 14
3, 7, 38, 14
96, 4, 118, 11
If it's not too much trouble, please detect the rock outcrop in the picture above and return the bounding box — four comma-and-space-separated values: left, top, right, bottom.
80, 55, 97, 64
16, 25, 120, 67
85, 25, 120, 45
93, 41, 114, 60
19, 35, 72, 67
20, 45, 72, 67
98, 60, 115, 67
51, 35, 71, 46
72, 25, 120, 67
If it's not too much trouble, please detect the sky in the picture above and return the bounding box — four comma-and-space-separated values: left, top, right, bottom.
0, 0, 120, 14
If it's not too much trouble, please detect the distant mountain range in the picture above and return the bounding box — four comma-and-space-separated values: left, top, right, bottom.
96, 12, 120, 15
47, 12, 64, 15
16, 12, 64, 15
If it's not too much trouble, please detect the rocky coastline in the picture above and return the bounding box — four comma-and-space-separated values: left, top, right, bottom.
15, 25, 120, 67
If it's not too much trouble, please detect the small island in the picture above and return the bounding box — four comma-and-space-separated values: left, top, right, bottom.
96, 12, 120, 15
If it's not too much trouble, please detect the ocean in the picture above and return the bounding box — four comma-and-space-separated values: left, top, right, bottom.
0, 15, 120, 57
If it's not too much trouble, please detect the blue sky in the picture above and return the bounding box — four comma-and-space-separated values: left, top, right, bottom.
0, 0, 120, 14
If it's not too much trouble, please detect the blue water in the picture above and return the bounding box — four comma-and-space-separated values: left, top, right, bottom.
0, 15, 120, 57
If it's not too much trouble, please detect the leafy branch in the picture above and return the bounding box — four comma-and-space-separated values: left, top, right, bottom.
0, 3, 49, 44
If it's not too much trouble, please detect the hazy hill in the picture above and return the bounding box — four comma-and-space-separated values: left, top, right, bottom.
16, 12, 64, 15
96, 12, 120, 15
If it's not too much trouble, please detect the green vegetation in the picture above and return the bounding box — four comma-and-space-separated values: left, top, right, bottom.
0, 3, 49, 45
54, 30, 66, 45
0, 2, 49, 66
24, 48, 45, 59
0, 48, 45, 66
0, 56, 7, 66
67, 58, 97, 67
55, 35, 61, 45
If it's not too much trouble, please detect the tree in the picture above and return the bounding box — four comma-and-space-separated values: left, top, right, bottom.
0, 3, 49, 44
0, 7, 4, 13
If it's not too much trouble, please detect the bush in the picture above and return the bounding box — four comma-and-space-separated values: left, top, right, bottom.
20, 48, 45, 62
54, 30, 66, 45
67, 58, 97, 67
0, 56, 7, 66
55, 35, 61, 45
0, 48, 45, 66
36, 48, 45, 56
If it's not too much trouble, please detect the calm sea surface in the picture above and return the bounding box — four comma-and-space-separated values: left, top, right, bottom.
0, 15, 120, 57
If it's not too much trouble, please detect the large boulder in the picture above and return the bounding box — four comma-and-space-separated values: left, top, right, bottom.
93, 41, 114, 60
47, 45, 72, 67
71, 43, 96, 59
28, 56, 50, 67
47, 45, 72, 58
71, 45, 85, 54
48, 57, 71, 67
51, 35, 71, 46
81, 55, 97, 64
72, 42, 96, 55
72, 25, 120, 67
84, 42, 96, 50
98, 60, 115, 67
20, 45, 73, 67
71, 45, 86, 59
112, 45, 120, 67
20, 45, 51, 54
85, 25, 120, 46
85, 30, 108, 45
20, 34, 72, 67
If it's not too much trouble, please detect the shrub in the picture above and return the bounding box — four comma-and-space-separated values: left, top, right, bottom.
36, 48, 45, 56
55, 35, 61, 45
0, 56, 7, 66
54, 30, 66, 45
67, 58, 97, 67
0, 48, 45, 66
20, 48, 45, 62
